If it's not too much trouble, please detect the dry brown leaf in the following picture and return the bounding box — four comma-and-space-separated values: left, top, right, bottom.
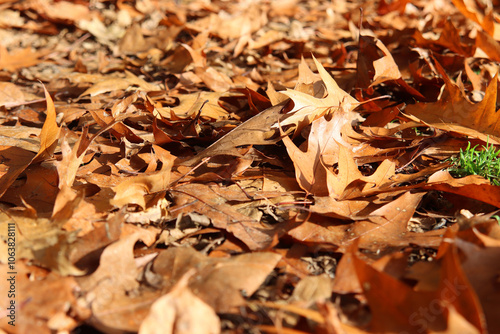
370, 39, 402, 86
33, 0, 92, 23
0, 85, 60, 198
412, 19, 474, 57
170, 183, 281, 250
423, 170, 500, 207
451, 0, 500, 39
177, 101, 286, 166
77, 233, 154, 332
0, 126, 41, 152
350, 233, 486, 333
158, 91, 228, 120
291, 274, 332, 305
454, 230, 500, 332
79, 77, 130, 97
310, 196, 372, 219
195, 66, 233, 92
187, 4, 267, 39
119, 23, 149, 54
0, 146, 36, 198
111, 148, 174, 209
4, 2, 500, 333
275, 56, 358, 133
475, 30, 500, 62
56, 128, 91, 189
288, 195, 444, 253
405, 59, 500, 143
77, 17, 125, 46
152, 247, 281, 313
10, 265, 88, 334
33, 85, 61, 163
0, 82, 24, 107
0, 46, 48, 72
0, 210, 84, 275
139, 270, 220, 334
1, 164, 59, 212
281, 121, 332, 196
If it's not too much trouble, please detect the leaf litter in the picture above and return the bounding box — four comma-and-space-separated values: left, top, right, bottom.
1, 0, 500, 333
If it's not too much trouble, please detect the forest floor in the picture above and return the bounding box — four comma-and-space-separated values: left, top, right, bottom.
1, 0, 500, 333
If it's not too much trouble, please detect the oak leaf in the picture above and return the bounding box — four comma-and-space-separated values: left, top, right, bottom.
274, 56, 358, 134
139, 270, 220, 334
111, 146, 175, 209
0, 46, 48, 72
0, 85, 60, 198
405, 59, 500, 143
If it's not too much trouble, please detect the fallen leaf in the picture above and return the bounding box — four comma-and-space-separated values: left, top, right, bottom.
0, 46, 48, 71
405, 59, 500, 143
0, 146, 36, 198
0, 209, 84, 275
77, 232, 157, 332
170, 183, 281, 250
152, 246, 281, 313
139, 270, 220, 334
13, 264, 89, 334
111, 148, 174, 209
33, 85, 61, 163
454, 230, 500, 332
0, 82, 24, 107
275, 56, 358, 134
177, 101, 286, 166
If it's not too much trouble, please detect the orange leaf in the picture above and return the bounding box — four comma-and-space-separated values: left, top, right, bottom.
111, 166, 173, 210
405, 59, 500, 143
139, 270, 220, 334
0, 46, 47, 72
370, 38, 402, 86
281, 118, 334, 196
275, 56, 358, 134
33, 85, 61, 163
0, 85, 60, 198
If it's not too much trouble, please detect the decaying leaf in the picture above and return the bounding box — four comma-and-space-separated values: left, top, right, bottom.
405, 59, 500, 143
13, 264, 89, 333
111, 146, 175, 209
152, 247, 282, 313
139, 270, 220, 334
0, 46, 49, 72
0, 84, 60, 200
4, 1, 500, 333
177, 101, 286, 166
275, 56, 358, 134
76, 232, 156, 332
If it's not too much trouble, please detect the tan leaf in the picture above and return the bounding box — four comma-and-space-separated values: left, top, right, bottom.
275, 56, 358, 133
111, 169, 173, 210
33, 85, 61, 163
0, 211, 84, 275
0, 85, 60, 198
0, 82, 24, 107
139, 270, 220, 334
404, 58, 500, 143
177, 101, 286, 166
76, 233, 153, 332
152, 247, 281, 313
0, 46, 48, 72
56, 128, 91, 189
370, 39, 402, 86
